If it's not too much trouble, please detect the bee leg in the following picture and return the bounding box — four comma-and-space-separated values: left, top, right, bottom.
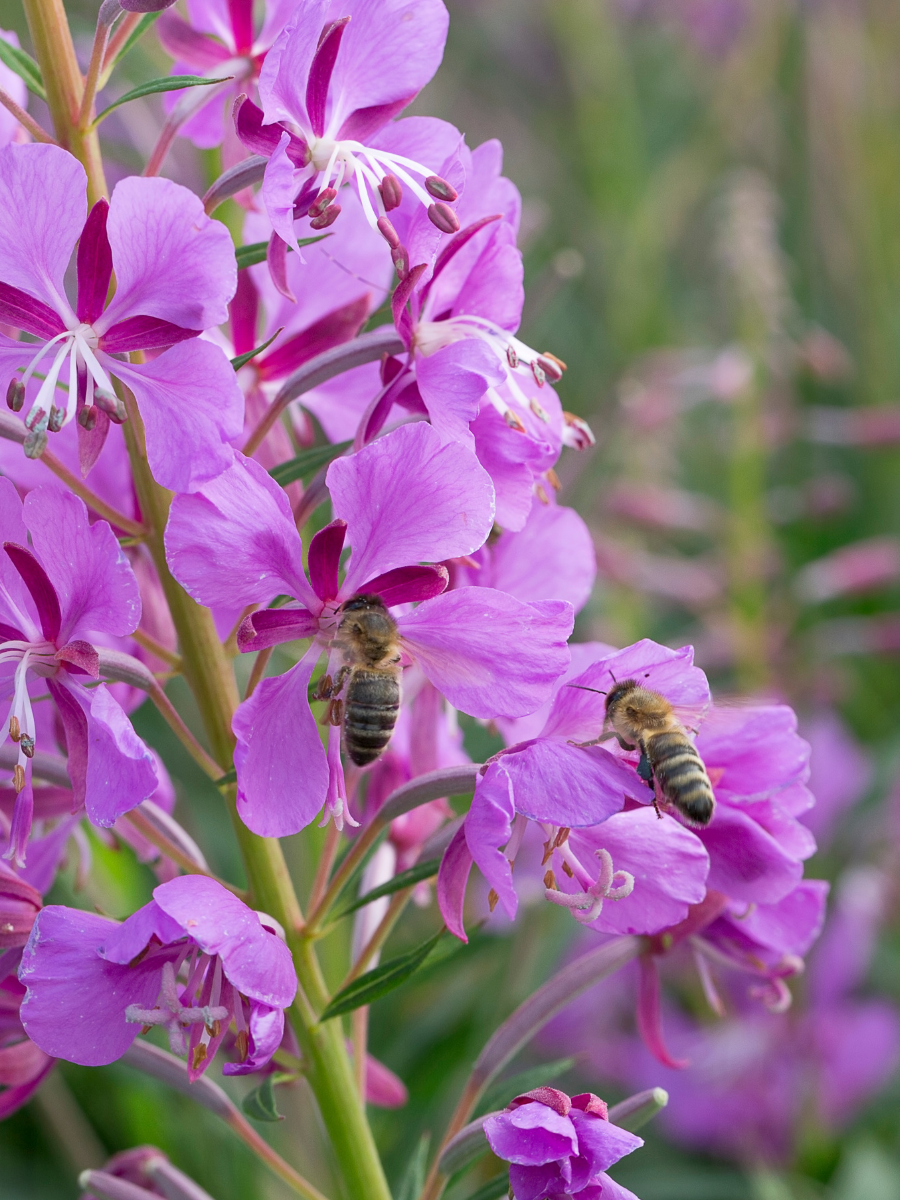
568, 729, 616, 749
636, 751, 654, 785
332, 665, 351, 695
614, 734, 636, 752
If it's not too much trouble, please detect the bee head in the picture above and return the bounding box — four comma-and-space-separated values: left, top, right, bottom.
340, 593, 386, 614
604, 678, 639, 715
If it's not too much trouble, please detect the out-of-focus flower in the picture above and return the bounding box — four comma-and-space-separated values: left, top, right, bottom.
237, 0, 461, 255
484, 1087, 643, 1200
80, 1144, 219, 1199
0, 144, 241, 490
805, 404, 900, 447
800, 710, 872, 846
0, 481, 157, 863
0, 31, 28, 150
794, 537, 900, 603
19, 876, 296, 1081
166, 424, 572, 835
605, 484, 722, 535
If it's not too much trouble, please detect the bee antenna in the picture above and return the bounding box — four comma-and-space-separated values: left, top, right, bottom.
567, 684, 607, 695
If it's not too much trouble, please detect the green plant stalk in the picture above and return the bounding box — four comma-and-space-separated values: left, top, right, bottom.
21, 0, 108, 204
119, 396, 391, 1200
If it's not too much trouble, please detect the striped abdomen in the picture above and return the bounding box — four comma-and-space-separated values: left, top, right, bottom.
645, 729, 715, 826
343, 668, 401, 767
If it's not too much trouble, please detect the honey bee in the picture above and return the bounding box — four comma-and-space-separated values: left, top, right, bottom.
573, 678, 715, 827
325, 594, 402, 767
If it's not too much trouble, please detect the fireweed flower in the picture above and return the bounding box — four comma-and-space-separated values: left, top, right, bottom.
0, 143, 241, 491
236, 0, 462, 257
483, 1087, 643, 1200
166, 424, 573, 835
19, 876, 296, 1081
0, 479, 157, 864
0, 31, 28, 150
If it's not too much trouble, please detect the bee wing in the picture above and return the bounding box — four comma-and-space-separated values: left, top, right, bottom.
670, 698, 712, 735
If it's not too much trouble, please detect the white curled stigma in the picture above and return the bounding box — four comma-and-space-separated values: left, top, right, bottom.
544, 847, 635, 925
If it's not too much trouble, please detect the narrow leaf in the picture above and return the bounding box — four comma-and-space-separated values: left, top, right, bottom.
235, 234, 328, 271
319, 928, 444, 1020
103, 12, 161, 79
216, 768, 237, 786
475, 1057, 577, 1117
464, 1176, 509, 1200
608, 1087, 669, 1131
396, 1133, 430, 1200
269, 440, 352, 488
240, 1073, 284, 1122
93, 75, 231, 126
335, 858, 439, 919
231, 328, 283, 372
0, 40, 45, 100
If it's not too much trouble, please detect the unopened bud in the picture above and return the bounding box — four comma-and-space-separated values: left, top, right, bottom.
531, 360, 546, 388
8, 717, 20, 742
94, 389, 127, 423
379, 173, 403, 211
376, 215, 400, 250
310, 203, 341, 230
19, 735, 34, 759
47, 406, 64, 433
6, 378, 23, 411
13, 764, 24, 793
506, 344, 519, 369
308, 187, 337, 219
391, 245, 409, 279
78, 404, 98, 431
427, 202, 460, 235
23, 430, 47, 459
536, 354, 564, 383
425, 175, 458, 202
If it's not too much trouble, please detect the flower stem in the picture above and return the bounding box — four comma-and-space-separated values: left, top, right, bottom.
76, 14, 110, 133
21, 0, 108, 203
40, 447, 145, 538
0, 85, 56, 143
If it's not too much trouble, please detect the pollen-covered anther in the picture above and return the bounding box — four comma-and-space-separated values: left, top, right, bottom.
530, 397, 549, 423
78, 405, 98, 431
427, 202, 460, 235
376, 216, 401, 250
379, 173, 403, 211
19, 735, 34, 759
546, 468, 561, 491
543, 869, 557, 890
538, 352, 566, 380
531, 360, 546, 388
504, 410, 526, 433
561, 860, 575, 879
24, 407, 45, 432
23, 429, 47, 459
308, 187, 337, 219
535, 484, 549, 505
6, 379, 23, 412
47, 406, 65, 434
235, 1029, 249, 1061
9, 716, 20, 742
506, 345, 519, 369
392, 245, 410, 279
310, 203, 341, 231
13, 765, 25, 792
424, 175, 458, 202
93, 388, 127, 424
562, 411, 596, 450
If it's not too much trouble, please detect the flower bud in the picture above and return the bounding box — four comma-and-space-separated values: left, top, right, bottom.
310, 203, 341, 230
6, 378, 23, 411
427, 202, 460, 234
379, 173, 403, 211
425, 175, 458, 202
0, 863, 41, 948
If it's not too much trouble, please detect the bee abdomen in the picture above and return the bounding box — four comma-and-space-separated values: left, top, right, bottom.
343, 670, 401, 767
646, 731, 715, 826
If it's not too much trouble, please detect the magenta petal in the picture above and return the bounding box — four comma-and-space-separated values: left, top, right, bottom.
257, 0, 330, 130
0, 145, 85, 318
157, 10, 232, 68
232, 655, 329, 837
306, 17, 349, 136
397, 588, 572, 718
99, 176, 236, 333
0, 282, 66, 339
262, 134, 305, 253
437, 823, 473, 942
359, 564, 449, 607
3, 542, 61, 642
56, 640, 100, 678
699, 803, 803, 904
568, 1110, 643, 1173
481, 502, 597, 612
363, 1051, 408, 1107
99, 315, 199, 354
76, 199, 113, 325
223, 1002, 285, 1075
238, 607, 319, 653
502, 740, 638, 827
98, 898, 183, 964
637, 953, 688, 1069
24, 486, 141, 640
166, 452, 314, 609
111, 342, 244, 493
152, 876, 296, 1007
465, 763, 517, 919
417, 340, 506, 444
19, 906, 161, 1065
308, 519, 346, 602
329, 424, 495, 593
0, 478, 36, 636
484, 1105, 578, 1165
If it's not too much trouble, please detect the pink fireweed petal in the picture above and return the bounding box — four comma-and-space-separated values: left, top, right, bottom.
98, 176, 236, 333
262, 133, 307, 252
484, 1103, 579, 1165
166, 452, 314, 609
363, 1051, 408, 1107
151, 876, 296, 1007
470, 404, 544, 533
76, 199, 113, 326
257, 0, 330, 129
112, 343, 244, 493
566, 810, 710, 936
414, 339, 505, 446
699, 803, 804, 905
0, 477, 39, 636
500, 740, 640, 827
19, 907, 163, 1065
222, 1001, 285, 1075
238, 608, 320, 654
0, 145, 84, 320
697, 705, 810, 802
465, 762, 517, 918
359, 564, 449, 607
232, 654, 329, 837
98, 898, 184, 964
329, 423, 495, 593
23, 487, 141, 641
396, 589, 572, 718
3, 543, 61, 642
437, 823, 473, 942
307, 519, 346, 603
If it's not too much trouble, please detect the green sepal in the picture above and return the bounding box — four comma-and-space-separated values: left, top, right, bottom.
231, 327, 283, 371
334, 858, 440, 920
240, 1073, 284, 1122
235, 233, 329, 270
395, 1133, 430, 1200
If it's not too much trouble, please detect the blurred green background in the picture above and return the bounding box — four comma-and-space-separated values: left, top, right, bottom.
3, 1, 900, 1197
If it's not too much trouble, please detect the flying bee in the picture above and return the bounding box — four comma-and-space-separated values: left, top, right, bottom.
324, 593, 402, 767
572, 678, 715, 827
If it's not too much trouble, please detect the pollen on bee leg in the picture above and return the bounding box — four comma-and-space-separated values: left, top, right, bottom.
314, 673, 333, 701
487, 888, 499, 912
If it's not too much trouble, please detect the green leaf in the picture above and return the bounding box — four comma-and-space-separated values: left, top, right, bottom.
104, 11, 162, 76
464, 1175, 509, 1200
319, 928, 445, 1021
240, 1074, 283, 1122
395, 1133, 430, 1200
93, 75, 231, 126
216, 768, 237, 786
335, 858, 440, 919
231, 328, 283, 372
475, 1057, 577, 1117
269, 441, 353, 488
0, 39, 45, 101
234, 234, 329, 270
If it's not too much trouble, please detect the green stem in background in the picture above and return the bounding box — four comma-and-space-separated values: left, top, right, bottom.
21, 0, 108, 203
